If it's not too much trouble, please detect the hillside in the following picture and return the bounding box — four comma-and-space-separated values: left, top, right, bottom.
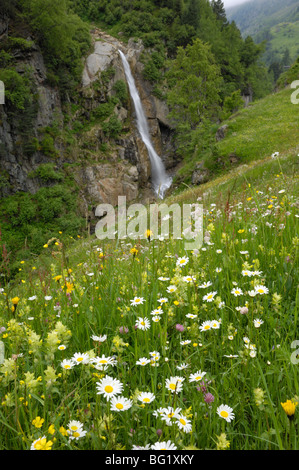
226, 0, 299, 38
226, 0, 299, 68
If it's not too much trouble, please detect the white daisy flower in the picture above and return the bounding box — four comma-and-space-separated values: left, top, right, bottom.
28, 295, 37, 301
165, 377, 184, 393
176, 363, 189, 370
157, 297, 168, 304
67, 420, 84, 433
61, 359, 75, 370
136, 357, 151, 366
176, 256, 189, 266
211, 319, 221, 329
189, 370, 206, 382
248, 290, 257, 297
254, 285, 269, 295
130, 296, 145, 306
231, 287, 243, 296
217, 404, 235, 422
241, 270, 253, 277
72, 352, 90, 365
150, 308, 163, 315
253, 318, 264, 328
160, 407, 182, 426
183, 275, 196, 283
96, 375, 123, 400
149, 351, 160, 360
67, 420, 87, 440
151, 440, 177, 450
132, 444, 151, 450
176, 415, 192, 433
199, 320, 212, 331
91, 334, 107, 343
202, 291, 217, 302
198, 281, 212, 288
135, 317, 151, 330
186, 313, 197, 319
138, 392, 155, 404
92, 355, 116, 370
153, 407, 167, 418
166, 285, 177, 293
152, 316, 161, 322
110, 395, 133, 412
68, 427, 87, 441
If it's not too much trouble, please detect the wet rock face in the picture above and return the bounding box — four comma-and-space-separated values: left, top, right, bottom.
0, 40, 63, 195
0, 27, 178, 209
80, 29, 177, 206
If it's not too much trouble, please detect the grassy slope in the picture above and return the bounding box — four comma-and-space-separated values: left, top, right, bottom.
172, 84, 299, 197
215, 86, 299, 164
268, 21, 299, 61
226, 0, 299, 38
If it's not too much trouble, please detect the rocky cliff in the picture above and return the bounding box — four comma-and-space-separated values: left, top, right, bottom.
0, 27, 178, 217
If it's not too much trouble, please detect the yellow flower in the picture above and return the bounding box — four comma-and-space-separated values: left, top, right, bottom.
31, 437, 53, 450
130, 247, 139, 257
281, 399, 297, 419
32, 416, 44, 428
145, 229, 153, 240
11, 297, 20, 305
43, 244, 48, 248
59, 426, 68, 437
53, 275, 62, 282
65, 282, 74, 294
48, 424, 55, 435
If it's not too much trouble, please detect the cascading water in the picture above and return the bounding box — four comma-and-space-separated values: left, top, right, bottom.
119, 50, 172, 199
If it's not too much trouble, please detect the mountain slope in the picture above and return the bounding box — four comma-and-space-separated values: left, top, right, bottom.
226, 0, 299, 38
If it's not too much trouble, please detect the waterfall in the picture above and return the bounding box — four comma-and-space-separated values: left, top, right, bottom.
119, 50, 172, 199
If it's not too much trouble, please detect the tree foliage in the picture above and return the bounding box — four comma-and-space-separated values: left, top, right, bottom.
19, 0, 91, 97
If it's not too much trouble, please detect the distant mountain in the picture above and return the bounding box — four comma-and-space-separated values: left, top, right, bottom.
226, 0, 299, 38
226, 0, 299, 66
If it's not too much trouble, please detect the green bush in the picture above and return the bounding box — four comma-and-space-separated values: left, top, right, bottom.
102, 114, 123, 138
112, 80, 128, 106
0, 68, 32, 110
40, 135, 58, 158
29, 163, 64, 182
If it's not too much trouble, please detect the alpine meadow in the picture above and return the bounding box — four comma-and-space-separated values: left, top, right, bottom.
0, 0, 298, 453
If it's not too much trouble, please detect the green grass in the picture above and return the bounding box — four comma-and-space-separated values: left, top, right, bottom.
172, 85, 299, 188
215, 86, 299, 164
0, 146, 298, 450
268, 21, 299, 62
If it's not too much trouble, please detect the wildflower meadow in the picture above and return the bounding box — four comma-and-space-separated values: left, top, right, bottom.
0, 154, 298, 451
